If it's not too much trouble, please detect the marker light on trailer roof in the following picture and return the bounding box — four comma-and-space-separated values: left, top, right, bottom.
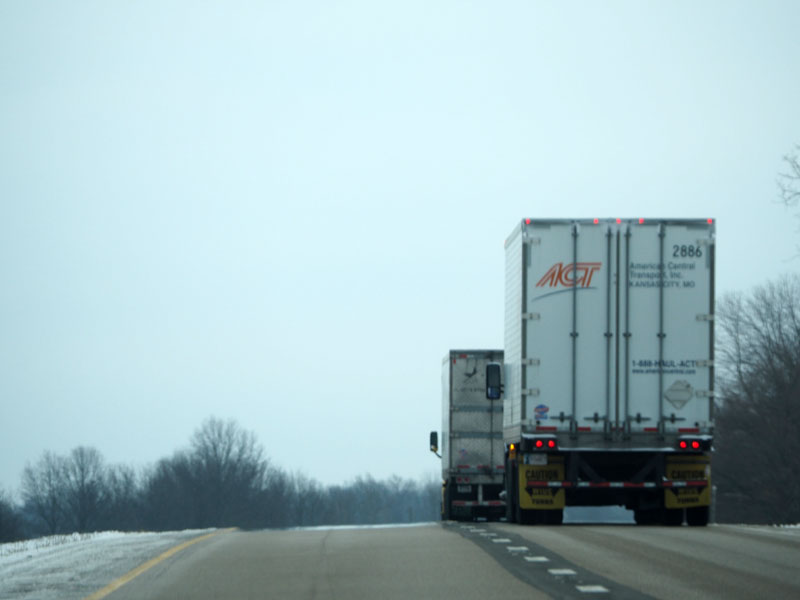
616, 218, 622, 224
639, 218, 645, 224
593, 218, 599, 224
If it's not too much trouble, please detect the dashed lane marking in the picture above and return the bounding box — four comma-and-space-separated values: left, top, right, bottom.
548, 568, 578, 576
448, 523, 651, 599
524, 555, 551, 562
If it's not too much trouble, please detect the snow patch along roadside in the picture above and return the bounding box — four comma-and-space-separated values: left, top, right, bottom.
0, 529, 216, 600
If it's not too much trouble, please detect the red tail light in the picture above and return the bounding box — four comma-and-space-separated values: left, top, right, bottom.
678, 437, 709, 452
526, 436, 558, 451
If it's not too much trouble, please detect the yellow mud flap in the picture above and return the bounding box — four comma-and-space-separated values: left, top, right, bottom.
664, 454, 711, 508
519, 457, 565, 510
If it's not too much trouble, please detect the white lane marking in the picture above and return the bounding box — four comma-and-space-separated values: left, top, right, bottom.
506, 546, 529, 553
491, 538, 513, 543
524, 556, 550, 562
479, 532, 497, 537
548, 568, 577, 576
576, 585, 610, 593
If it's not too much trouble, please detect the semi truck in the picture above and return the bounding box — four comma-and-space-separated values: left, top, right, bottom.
430, 350, 506, 521
489, 218, 715, 526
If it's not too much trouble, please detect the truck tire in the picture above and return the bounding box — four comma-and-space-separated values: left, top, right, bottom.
506, 499, 516, 523
546, 509, 564, 525
663, 508, 684, 526
505, 459, 518, 523
441, 484, 451, 521
534, 509, 563, 525
517, 506, 535, 525
634, 508, 660, 525
686, 506, 709, 526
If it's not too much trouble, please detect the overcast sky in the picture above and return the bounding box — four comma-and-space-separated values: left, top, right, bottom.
1, 1, 799, 496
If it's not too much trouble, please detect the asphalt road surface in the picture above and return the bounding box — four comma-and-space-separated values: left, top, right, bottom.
102, 522, 800, 600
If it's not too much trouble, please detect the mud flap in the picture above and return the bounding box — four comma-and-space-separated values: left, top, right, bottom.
664, 455, 711, 509
519, 458, 565, 510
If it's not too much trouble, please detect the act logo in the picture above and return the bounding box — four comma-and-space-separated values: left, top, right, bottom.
536, 262, 602, 288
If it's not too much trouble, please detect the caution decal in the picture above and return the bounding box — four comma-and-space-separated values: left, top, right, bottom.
664, 456, 711, 508
520, 461, 565, 510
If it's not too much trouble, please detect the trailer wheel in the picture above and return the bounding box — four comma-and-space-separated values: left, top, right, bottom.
517, 507, 535, 525
663, 508, 684, 526
634, 508, 660, 525
506, 498, 516, 523
686, 506, 709, 527
506, 458, 518, 523
441, 483, 451, 521
546, 509, 564, 525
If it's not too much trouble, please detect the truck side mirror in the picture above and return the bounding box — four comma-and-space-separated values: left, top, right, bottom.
429, 431, 439, 454
486, 362, 503, 400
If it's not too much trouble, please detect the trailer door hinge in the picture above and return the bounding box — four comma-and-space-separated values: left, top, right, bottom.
695, 390, 715, 398
695, 360, 713, 368
523, 388, 540, 397
523, 312, 541, 321
696, 314, 714, 322
522, 358, 540, 366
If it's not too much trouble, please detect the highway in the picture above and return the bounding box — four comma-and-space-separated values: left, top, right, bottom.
101, 522, 800, 599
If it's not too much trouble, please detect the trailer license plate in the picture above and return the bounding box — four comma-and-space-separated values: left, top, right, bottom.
457, 485, 472, 493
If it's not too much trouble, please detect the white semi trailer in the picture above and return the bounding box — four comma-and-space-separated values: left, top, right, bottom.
488, 218, 715, 526
430, 350, 505, 521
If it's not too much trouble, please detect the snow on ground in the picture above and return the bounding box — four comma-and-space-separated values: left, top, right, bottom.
0, 529, 214, 600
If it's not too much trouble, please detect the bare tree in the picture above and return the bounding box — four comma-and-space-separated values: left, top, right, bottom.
142, 452, 198, 531
21, 451, 68, 534
0, 490, 24, 542
778, 145, 800, 208
62, 446, 107, 532
715, 275, 800, 523
100, 464, 141, 531
188, 417, 269, 527
260, 465, 295, 527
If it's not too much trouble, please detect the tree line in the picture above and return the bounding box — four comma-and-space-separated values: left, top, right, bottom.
713, 275, 800, 524
0, 417, 440, 542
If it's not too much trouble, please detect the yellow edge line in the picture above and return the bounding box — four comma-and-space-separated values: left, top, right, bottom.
83, 528, 236, 600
